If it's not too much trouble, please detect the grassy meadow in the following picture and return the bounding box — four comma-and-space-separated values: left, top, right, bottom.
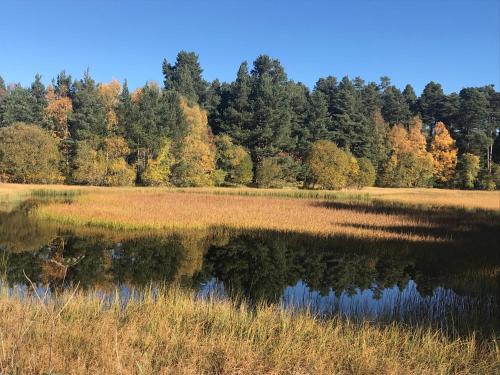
0, 183, 499, 374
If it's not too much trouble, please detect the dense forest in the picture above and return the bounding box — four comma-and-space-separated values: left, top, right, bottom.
0, 51, 499, 189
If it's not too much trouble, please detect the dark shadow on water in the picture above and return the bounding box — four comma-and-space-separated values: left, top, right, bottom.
0, 197, 498, 339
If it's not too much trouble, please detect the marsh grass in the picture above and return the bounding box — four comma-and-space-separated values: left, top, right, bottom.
174, 186, 373, 201
29, 189, 83, 199
31, 186, 500, 245
0, 284, 498, 375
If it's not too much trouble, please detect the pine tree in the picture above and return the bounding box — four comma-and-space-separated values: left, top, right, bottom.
54, 70, 72, 97
248, 55, 295, 161
314, 76, 338, 115
205, 79, 222, 131
381, 85, 411, 125
360, 82, 382, 117
29, 74, 47, 125
117, 80, 135, 144
302, 90, 332, 155
0, 76, 6, 125
369, 109, 391, 174
418, 81, 446, 134
330, 76, 370, 157
69, 70, 107, 141
126, 82, 173, 163
0, 85, 37, 126
402, 84, 417, 114
0, 76, 6, 102
162, 51, 207, 105
218, 61, 252, 144
288, 81, 309, 156
456, 87, 492, 160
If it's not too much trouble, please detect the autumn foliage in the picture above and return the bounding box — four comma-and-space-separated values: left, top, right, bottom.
171, 99, 216, 186
306, 141, 351, 189
44, 85, 72, 140
380, 117, 434, 187
142, 139, 173, 186
98, 79, 121, 133
72, 136, 135, 186
431, 122, 458, 185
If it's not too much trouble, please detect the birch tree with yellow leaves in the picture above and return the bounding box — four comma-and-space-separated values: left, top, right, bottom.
171, 98, 216, 186
430, 122, 458, 186
380, 117, 434, 187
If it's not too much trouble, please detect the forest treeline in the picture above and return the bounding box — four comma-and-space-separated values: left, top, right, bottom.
0, 51, 499, 189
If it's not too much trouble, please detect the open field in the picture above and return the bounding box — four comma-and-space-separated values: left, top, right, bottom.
0, 285, 498, 375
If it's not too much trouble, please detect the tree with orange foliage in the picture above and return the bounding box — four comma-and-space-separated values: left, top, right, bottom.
407, 116, 427, 156
381, 116, 434, 187
430, 122, 458, 186
389, 123, 411, 155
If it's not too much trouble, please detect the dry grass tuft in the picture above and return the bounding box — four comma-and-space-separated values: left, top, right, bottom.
0, 286, 497, 375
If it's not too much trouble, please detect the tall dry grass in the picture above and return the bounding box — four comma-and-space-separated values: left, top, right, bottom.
364, 187, 500, 211
0, 285, 497, 375
30, 186, 498, 242
34, 189, 438, 241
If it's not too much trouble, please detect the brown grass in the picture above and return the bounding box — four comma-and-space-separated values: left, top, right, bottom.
364, 187, 500, 211
35, 189, 441, 241
0, 286, 497, 375
24, 184, 496, 242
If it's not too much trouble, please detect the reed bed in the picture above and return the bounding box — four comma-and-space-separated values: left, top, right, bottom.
364, 187, 500, 211
3, 183, 499, 210
31, 186, 499, 242
0, 285, 497, 375
35, 189, 444, 242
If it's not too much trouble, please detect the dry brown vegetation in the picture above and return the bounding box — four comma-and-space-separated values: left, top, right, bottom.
364, 187, 500, 211
0, 286, 498, 375
26, 185, 499, 243
36, 189, 435, 241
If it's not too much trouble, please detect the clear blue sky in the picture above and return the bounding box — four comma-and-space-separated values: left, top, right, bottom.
0, 0, 498, 94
